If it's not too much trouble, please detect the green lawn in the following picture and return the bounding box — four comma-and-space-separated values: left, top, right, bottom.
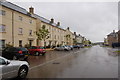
114, 50, 120, 53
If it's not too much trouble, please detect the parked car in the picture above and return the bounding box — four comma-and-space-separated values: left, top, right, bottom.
68, 45, 73, 50
112, 42, 120, 48
54, 46, 65, 51
73, 45, 80, 48
64, 45, 71, 51
0, 56, 29, 79
28, 46, 46, 56
2, 47, 29, 60
79, 45, 84, 48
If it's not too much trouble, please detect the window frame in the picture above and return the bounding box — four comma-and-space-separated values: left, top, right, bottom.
0, 24, 6, 32
29, 30, 32, 36
0, 10, 6, 16
19, 16, 23, 21
29, 19, 32, 24
18, 28, 23, 35
0, 40, 5, 48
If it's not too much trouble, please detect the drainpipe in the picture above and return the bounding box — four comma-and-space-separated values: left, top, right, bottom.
12, 11, 14, 46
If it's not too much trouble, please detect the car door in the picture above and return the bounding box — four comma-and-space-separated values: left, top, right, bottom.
2, 48, 11, 59
28, 46, 34, 54
0, 58, 15, 79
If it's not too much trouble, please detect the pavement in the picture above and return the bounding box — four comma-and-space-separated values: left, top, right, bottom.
45, 48, 54, 51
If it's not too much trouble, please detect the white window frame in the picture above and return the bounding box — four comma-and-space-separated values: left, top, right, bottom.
19, 28, 23, 34
19, 16, 23, 21
29, 19, 32, 24
0, 24, 6, 32
29, 30, 32, 36
0, 10, 6, 16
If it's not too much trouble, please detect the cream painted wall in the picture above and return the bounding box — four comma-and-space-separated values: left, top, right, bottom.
0, 6, 13, 45
0, 6, 37, 47
37, 21, 66, 47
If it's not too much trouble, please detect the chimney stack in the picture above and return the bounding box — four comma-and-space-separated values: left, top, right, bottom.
74, 32, 76, 35
50, 18, 54, 23
113, 30, 115, 33
29, 7, 34, 14
57, 22, 60, 26
67, 27, 70, 30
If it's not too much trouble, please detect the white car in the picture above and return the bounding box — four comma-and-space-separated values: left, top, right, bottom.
0, 56, 29, 79
64, 46, 71, 51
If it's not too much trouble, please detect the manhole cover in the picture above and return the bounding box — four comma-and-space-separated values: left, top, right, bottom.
53, 62, 60, 64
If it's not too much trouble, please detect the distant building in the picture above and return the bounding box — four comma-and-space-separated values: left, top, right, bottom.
107, 30, 118, 46
118, 30, 120, 42
74, 32, 83, 45
104, 38, 108, 46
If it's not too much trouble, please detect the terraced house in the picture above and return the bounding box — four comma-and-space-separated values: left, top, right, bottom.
28, 7, 72, 47
0, 1, 75, 48
0, 1, 37, 48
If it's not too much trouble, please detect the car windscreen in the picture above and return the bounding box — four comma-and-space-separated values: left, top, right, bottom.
17, 48, 27, 51
38, 47, 44, 49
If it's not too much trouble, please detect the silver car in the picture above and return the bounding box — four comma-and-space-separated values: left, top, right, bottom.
54, 46, 65, 51
0, 56, 29, 79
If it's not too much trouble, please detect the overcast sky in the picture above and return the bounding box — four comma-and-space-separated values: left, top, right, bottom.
7, 1, 118, 42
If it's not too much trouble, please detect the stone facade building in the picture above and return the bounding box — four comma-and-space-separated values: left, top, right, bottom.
0, 1, 37, 48
0, 1, 76, 48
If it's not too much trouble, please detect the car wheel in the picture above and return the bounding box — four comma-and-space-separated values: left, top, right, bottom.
18, 66, 28, 79
42, 53, 45, 56
23, 57, 28, 61
35, 52, 40, 56
13, 56, 18, 60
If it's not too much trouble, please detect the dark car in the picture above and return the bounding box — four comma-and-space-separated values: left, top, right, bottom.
2, 47, 29, 60
73, 45, 80, 48
28, 46, 46, 56
112, 42, 120, 48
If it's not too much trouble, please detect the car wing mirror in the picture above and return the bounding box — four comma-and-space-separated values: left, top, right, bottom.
6, 60, 10, 65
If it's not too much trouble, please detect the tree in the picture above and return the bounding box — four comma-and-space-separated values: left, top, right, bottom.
36, 25, 50, 47
65, 34, 71, 45
88, 40, 92, 44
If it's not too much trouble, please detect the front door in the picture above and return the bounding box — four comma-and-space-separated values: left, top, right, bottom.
29, 40, 33, 47
19, 40, 22, 47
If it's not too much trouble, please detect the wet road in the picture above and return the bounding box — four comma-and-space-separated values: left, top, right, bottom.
26, 45, 118, 78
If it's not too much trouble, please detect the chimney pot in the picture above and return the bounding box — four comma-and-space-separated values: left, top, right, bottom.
67, 27, 70, 30
57, 22, 60, 26
50, 18, 54, 23
113, 30, 115, 33
29, 7, 34, 14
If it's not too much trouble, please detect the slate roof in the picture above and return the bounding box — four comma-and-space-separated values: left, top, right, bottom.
0, 1, 36, 18
33, 14, 65, 31
0, 1, 66, 31
107, 32, 117, 36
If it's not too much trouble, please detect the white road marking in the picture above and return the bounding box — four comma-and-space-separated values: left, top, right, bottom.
29, 49, 86, 70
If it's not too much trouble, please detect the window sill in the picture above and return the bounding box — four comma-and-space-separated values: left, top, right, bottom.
0, 31, 6, 33
18, 33, 23, 35
29, 35, 32, 36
